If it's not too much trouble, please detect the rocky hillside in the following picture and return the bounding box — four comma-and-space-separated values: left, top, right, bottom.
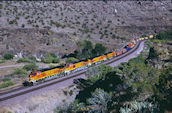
0, 1, 171, 58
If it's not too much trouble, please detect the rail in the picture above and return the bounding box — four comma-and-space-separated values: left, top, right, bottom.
0, 40, 143, 102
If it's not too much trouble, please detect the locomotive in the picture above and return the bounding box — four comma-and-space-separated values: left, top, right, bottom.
23, 35, 154, 86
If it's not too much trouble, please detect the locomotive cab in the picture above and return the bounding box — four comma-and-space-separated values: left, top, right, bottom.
23, 71, 39, 86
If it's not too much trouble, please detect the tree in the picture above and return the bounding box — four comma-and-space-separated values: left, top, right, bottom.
156, 30, 172, 40
92, 43, 106, 56
154, 66, 172, 112
85, 64, 113, 83
76, 41, 84, 53
147, 47, 158, 59
68, 100, 85, 112
76, 67, 124, 103
87, 88, 112, 113
84, 40, 93, 50
4, 53, 14, 60
81, 40, 93, 58
122, 57, 159, 93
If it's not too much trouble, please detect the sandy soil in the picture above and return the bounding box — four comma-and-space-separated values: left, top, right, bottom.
0, 1, 171, 58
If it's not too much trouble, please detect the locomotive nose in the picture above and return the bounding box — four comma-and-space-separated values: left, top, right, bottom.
23, 81, 29, 86
23, 81, 33, 86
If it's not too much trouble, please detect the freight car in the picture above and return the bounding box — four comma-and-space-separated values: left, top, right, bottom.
23, 35, 154, 86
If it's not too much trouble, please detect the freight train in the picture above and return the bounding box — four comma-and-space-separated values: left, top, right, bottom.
23, 35, 154, 86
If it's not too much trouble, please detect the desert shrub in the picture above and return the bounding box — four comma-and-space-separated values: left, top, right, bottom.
63, 90, 68, 96
35, 25, 39, 28
66, 57, 78, 63
29, 56, 37, 62
0, 4, 2, 9
156, 30, 172, 40
55, 22, 61, 28
9, 20, 14, 24
2, 77, 10, 82
43, 57, 52, 63
168, 56, 172, 62
21, 24, 25, 28
147, 47, 158, 59
151, 39, 165, 43
17, 58, 30, 63
53, 58, 60, 63
0, 81, 14, 88
69, 90, 73, 96
0, 58, 5, 63
73, 32, 77, 36
123, 57, 159, 93
13, 68, 28, 75
4, 53, 14, 60
42, 53, 59, 63
50, 53, 57, 58
23, 63, 38, 71
17, 56, 37, 63
86, 64, 113, 83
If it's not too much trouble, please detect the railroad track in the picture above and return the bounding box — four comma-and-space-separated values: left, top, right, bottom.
0, 40, 143, 102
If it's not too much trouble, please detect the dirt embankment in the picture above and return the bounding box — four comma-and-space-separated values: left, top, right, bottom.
0, 1, 171, 58
0, 28, 78, 58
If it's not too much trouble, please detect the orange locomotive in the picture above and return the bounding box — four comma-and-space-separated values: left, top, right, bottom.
106, 52, 116, 59
24, 65, 65, 86
24, 35, 154, 86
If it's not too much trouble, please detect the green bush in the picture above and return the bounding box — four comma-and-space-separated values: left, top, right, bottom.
147, 47, 158, 59
21, 24, 25, 28
66, 57, 78, 63
17, 58, 30, 63
50, 53, 57, 58
63, 90, 68, 96
17, 56, 37, 63
43, 58, 52, 63
42, 53, 60, 63
69, 90, 73, 96
23, 63, 38, 71
151, 39, 165, 43
53, 58, 60, 63
0, 58, 5, 63
0, 4, 3, 9
0, 81, 14, 88
29, 56, 37, 62
13, 68, 28, 75
2, 77, 10, 82
4, 53, 14, 60
156, 30, 172, 41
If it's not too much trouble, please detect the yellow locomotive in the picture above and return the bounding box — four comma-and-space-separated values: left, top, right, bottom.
23, 35, 154, 86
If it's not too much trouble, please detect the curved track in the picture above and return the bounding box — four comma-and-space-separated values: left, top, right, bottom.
0, 40, 144, 102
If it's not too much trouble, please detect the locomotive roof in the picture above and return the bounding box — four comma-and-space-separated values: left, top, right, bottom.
89, 55, 104, 60
104, 51, 113, 55
71, 59, 89, 64
40, 65, 65, 72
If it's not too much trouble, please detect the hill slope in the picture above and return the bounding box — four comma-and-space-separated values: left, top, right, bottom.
0, 1, 171, 58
